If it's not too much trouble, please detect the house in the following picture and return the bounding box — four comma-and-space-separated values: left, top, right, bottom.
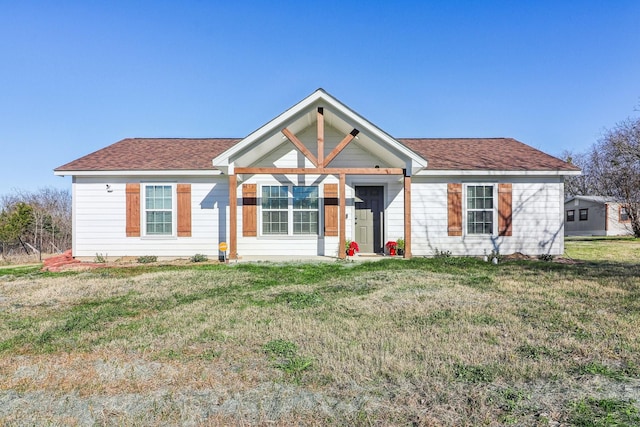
564, 196, 633, 236
54, 89, 580, 260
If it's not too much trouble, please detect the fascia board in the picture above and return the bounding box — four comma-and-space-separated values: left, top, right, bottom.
416, 169, 582, 177
212, 91, 322, 167
320, 94, 428, 169
54, 170, 223, 177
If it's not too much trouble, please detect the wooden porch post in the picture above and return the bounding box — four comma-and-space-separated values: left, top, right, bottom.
403, 171, 412, 258
339, 173, 346, 259
229, 174, 237, 260
317, 107, 324, 167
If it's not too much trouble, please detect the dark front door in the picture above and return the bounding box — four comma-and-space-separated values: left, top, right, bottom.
355, 186, 384, 253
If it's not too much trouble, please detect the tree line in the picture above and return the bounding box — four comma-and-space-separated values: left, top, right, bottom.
0, 187, 71, 260
564, 115, 640, 237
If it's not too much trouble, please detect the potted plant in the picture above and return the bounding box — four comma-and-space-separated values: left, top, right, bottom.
396, 238, 405, 256
345, 240, 359, 256
385, 240, 397, 256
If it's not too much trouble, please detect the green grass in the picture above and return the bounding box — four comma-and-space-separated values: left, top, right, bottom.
1, 238, 639, 425
570, 397, 640, 427
565, 236, 640, 263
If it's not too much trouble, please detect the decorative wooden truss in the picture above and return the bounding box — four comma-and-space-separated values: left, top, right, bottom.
228, 107, 411, 260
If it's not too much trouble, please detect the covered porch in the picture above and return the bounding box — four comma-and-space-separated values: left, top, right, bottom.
211, 90, 427, 260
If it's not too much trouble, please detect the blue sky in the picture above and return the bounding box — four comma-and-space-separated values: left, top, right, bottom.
1, 1, 639, 196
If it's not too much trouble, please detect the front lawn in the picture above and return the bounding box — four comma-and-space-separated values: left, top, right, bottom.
0, 240, 639, 425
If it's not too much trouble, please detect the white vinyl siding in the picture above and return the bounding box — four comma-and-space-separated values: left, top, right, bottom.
71, 176, 227, 259
410, 177, 565, 256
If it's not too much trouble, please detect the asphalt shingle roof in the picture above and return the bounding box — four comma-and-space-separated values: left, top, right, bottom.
54, 137, 579, 172
400, 138, 579, 171
55, 138, 240, 171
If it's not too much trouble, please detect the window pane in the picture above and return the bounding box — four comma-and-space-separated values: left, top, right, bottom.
292, 186, 318, 235
579, 209, 588, 221
620, 207, 629, 221
145, 185, 173, 235
145, 186, 155, 209
293, 211, 318, 234
146, 211, 172, 235
262, 211, 288, 235
262, 186, 288, 209
262, 186, 288, 234
293, 186, 318, 209
163, 187, 171, 209
466, 186, 494, 235
145, 185, 172, 209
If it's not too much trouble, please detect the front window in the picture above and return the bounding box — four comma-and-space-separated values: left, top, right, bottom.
467, 185, 494, 234
144, 184, 173, 235
262, 186, 288, 235
261, 185, 319, 235
293, 186, 318, 234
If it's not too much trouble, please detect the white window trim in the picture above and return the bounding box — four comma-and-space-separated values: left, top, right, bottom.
463, 183, 498, 237
141, 182, 177, 239
259, 184, 320, 237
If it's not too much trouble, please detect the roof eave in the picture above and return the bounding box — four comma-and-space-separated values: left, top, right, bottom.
416, 169, 582, 177
53, 169, 223, 177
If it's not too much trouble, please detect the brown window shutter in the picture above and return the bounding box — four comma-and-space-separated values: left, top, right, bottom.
242, 184, 257, 237
498, 183, 512, 236
324, 183, 339, 236
177, 184, 192, 237
126, 183, 140, 237
447, 183, 462, 236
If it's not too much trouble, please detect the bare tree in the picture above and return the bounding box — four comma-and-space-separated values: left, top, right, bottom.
590, 117, 640, 236
562, 150, 596, 197
0, 187, 72, 257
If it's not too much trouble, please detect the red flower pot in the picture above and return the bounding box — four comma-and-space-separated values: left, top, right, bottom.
389, 247, 396, 256
347, 248, 355, 256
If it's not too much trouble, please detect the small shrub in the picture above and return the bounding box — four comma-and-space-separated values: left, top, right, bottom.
190, 253, 208, 263
434, 248, 452, 258
94, 253, 107, 263
137, 255, 157, 264
538, 253, 554, 262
